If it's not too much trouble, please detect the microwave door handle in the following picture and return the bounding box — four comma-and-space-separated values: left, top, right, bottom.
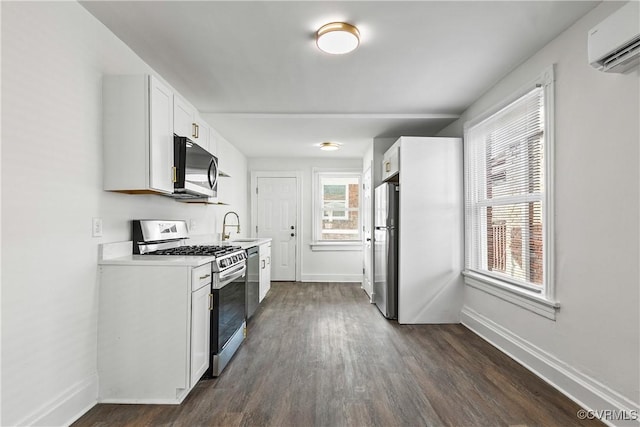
208, 158, 219, 190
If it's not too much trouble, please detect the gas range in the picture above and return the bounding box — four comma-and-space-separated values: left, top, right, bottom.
131, 219, 248, 378
132, 220, 246, 272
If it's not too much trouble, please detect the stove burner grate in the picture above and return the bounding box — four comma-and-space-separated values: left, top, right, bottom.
148, 245, 242, 257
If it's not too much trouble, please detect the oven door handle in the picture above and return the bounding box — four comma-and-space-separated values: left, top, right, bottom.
217, 264, 247, 288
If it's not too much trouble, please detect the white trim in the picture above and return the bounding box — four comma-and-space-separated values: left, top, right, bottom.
300, 274, 362, 283
15, 374, 98, 427
250, 171, 303, 282
310, 242, 363, 251
98, 398, 185, 405
464, 271, 559, 320
463, 65, 555, 131
542, 65, 556, 302
311, 168, 363, 243
461, 307, 640, 427
463, 65, 556, 301
206, 112, 460, 120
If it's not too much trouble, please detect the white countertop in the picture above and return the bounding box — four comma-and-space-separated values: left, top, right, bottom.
227, 238, 272, 250
98, 238, 272, 267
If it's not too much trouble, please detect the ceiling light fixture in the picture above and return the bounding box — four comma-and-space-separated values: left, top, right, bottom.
316, 22, 360, 55
319, 142, 341, 151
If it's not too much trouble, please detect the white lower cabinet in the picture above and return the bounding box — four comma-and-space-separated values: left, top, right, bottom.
258, 242, 271, 302
190, 279, 211, 388
98, 263, 211, 404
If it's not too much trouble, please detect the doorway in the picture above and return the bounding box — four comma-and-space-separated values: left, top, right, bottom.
251, 172, 301, 281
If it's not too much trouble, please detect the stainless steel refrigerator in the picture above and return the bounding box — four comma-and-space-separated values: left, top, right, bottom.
374, 182, 399, 319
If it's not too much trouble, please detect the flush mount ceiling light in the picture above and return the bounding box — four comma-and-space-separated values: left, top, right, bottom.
319, 142, 341, 151
316, 22, 360, 54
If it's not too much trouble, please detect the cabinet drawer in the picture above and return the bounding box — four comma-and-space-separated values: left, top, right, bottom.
192, 263, 212, 291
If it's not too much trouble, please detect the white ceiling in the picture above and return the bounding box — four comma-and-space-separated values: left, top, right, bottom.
81, 1, 599, 158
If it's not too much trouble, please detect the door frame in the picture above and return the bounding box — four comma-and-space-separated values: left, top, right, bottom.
362, 162, 374, 301
250, 171, 303, 282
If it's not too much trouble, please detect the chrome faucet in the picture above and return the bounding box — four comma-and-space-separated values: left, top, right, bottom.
222, 211, 240, 241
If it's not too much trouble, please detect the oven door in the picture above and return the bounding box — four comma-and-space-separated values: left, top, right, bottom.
210, 264, 246, 354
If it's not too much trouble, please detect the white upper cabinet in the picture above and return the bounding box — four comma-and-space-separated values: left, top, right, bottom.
103, 74, 174, 194
382, 139, 400, 182
149, 77, 174, 193
173, 95, 197, 140
173, 95, 211, 153
196, 118, 210, 153
208, 126, 220, 157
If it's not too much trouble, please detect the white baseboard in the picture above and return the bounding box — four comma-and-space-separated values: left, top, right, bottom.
300, 274, 362, 283
461, 307, 640, 427
16, 374, 97, 427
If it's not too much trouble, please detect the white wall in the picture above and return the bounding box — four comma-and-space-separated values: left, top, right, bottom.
438, 2, 639, 416
247, 158, 363, 282
1, 2, 247, 425
211, 136, 249, 241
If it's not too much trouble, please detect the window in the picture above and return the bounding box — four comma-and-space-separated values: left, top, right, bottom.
313, 170, 362, 245
464, 67, 557, 316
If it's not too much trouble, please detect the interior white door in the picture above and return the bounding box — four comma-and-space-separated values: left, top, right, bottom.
256, 177, 297, 281
362, 165, 373, 300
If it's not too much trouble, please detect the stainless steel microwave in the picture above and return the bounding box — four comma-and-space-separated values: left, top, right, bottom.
173, 135, 218, 199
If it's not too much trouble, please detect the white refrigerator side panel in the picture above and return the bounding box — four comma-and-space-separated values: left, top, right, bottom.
398, 137, 464, 324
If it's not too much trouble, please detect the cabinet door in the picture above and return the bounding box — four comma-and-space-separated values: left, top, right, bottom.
195, 118, 210, 153
148, 76, 174, 193
382, 142, 400, 181
258, 244, 272, 302
265, 245, 271, 296
174, 95, 196, 139
190, 285, 210, 388
208, 127, 219, 156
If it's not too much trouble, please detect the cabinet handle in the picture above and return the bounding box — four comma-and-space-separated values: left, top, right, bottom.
192, 123, 199, 139
267, 256, 270, 265
208, 293, 214, 311
262, 260, 266, 269
385, 162, 391, 172
199, 273, 210, 280
172, 166, 177, 183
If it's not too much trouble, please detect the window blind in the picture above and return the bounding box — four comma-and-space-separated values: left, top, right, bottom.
465, 86, 545, 291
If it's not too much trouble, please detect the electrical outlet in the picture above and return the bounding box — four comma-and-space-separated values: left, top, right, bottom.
92, 218, 103, 237
189, 219, 197, 231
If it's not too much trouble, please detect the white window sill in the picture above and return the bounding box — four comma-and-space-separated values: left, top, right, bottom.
310, 241, 363, 251
463, 270, 560, 320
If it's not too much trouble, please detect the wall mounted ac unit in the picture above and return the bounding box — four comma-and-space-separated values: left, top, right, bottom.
588, 1, 640, 73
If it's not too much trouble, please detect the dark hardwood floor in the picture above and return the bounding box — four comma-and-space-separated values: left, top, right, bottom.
75, 282, 602, 427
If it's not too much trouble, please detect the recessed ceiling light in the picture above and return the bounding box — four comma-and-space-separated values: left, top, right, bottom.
316, 22, 360, 55
319, 142, 341, 151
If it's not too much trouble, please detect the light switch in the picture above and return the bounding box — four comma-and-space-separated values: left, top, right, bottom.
92, 218, 103, 237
